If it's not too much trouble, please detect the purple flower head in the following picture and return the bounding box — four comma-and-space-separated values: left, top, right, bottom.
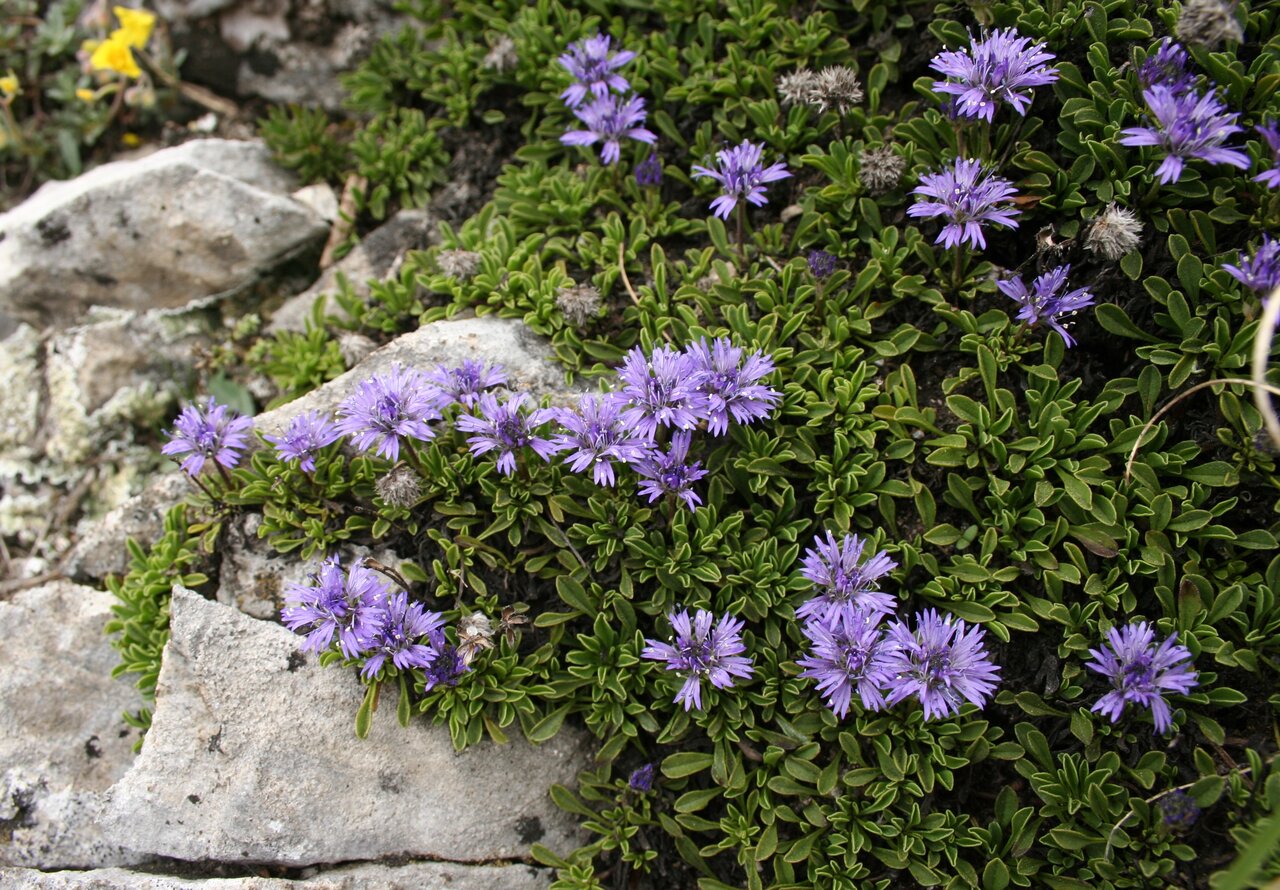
1254, 121, 1280, 189
358, 590, 446, 680
1085, 621, 1198, 734
797, 531, 897, 630
636, 152, 663, 187
907, 158, 1020, 250
684, 337, 780, 436
797, 611, 897, 717
997, 264, 1096, 348
160, 397, 254, 476
1119, 85, 1249, 184
633, 431, 709, 511
263, 410, 342, 473
882, 609, 1001, 720
1223, 235, 1280, 294
558, 34, 636, 108
550, 393, 650, 487
422, 628, 470, 691
1158, 790, 1201, 829
426, 360, 507, 410
561, 93, 656, 165
455, 392, 558, 476
616, 344, 710, 439
1139, 38, 1195, 95
642, 608, 754, 711
281, 559, 389, 660
336, 364, 440, 462
930, 28, 1058, 122
628, 763, 656, 792
807, 249, 837, 279
691, 140, 792, 220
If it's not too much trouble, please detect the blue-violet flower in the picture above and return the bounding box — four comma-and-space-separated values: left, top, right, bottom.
263, 410, 342, 473
807, 249, 838, 279
633, 431, 709, 512
427, 360, 507, 410
635, 153, 663, 187
1085, 621, 1199, 734
797, 611, 896, 717
281, 560, 389, 660
1119, 85, 1249, 185
455, 392, 558, 476
691, 140, 792, 220
685, 337, 780, 436
929, 28, 1058, 122
629, 763, 656, 792
422, 628, 471, 691
336, 365, 440, 462
358, 590, 446, 680
907, 158, 1020, 250
1139, 38, 1194, 95
883, 609, 1002, 720
616, 344, 709, 439
558, 34, 636, 108
1253, 121, 1280, 189
561, 93, 656, 165
997, 264, 1096, 348
550, 393, 650, 487
797, 530, 897, 629
1222, 235, 1280, 295
161, 396, 254, 476
642, 608, 754, 711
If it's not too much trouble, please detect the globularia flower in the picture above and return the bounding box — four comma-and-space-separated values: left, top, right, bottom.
1222, 235, 1280, 294
907, 158, 1020, 250
358, 591, 446, 680
427, 360, 507, 410
929, 28, 1058, 123
550, 394, 650, 487
556, 283, 603, 326
883, 609, 1001, 720
422, 629, 470, 691
1254, 121, 1280, 189
558, 34, 636, 108
281, 560, 389, 659
797, 531, 897, 629
691, 140, 792, 220
628, 763, 656, 792
808, 249, 837, 279
263, 410, 342, 473
797, 611, 896, 717
455, 392, 558, 476
1085, 203, 1144, 260
1120, 85, 1249, 185
616, 344, 710, 439
997, 264, 1096, 348
1175, 0, 1244, 48
161, 397, 254, 476
336, 365, 440, 462
633, 431, 709, 511
1138, 38, 1194, 95
1085, 621, 1198, 734
685, 337, 780, 436
858, 145, 906, 195
1158, 790, 1201, 830
642, 608, 754, 711
635, 152, 663, 187
561, 93, 656, 165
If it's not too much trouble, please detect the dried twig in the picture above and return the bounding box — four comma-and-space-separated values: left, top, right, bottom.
617, 240, 641, 307
320, 174, 367, 269
1251, 286, 1280, 449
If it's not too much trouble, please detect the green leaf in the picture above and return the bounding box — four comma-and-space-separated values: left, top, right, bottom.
396, 673, 411, 728
663, 751, 714, 779
526, 703, 570, 743
1095, 304, 1158, 341
355, 681, 378, 739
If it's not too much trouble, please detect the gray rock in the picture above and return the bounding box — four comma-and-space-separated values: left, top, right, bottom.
64, 473, 189, 582
0, 140, 327, 327
101, 588, 586, 866
256, 316, 571, 438
267, 209, 435, 334
0, 582, 146, 868
0, 862, 551, 889
0, 324, 45, 470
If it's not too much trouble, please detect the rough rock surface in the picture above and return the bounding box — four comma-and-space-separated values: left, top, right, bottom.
0, 862, 551, 889
267, 209, 435, 334
256, 316, 573, 437
0, 582, 145, 868
64, 472, 188, 582
101, 588, 586, 865
0, 140, 327, 327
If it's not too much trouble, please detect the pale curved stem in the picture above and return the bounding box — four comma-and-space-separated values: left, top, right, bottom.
1251, 286, 1280, 450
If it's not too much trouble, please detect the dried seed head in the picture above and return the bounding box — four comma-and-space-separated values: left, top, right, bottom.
483, 35, 518, 72
555, 283, 602, 327
1175, 0, 1244, 47
437, 249, 483, 280
337, 332, 377, 368
375, 464, 422, 508
813, 66, 864, 115
858, 145, 905, 195
1085, 203, 1144, 260
457, 613, 495, 665
777, 69, 821, 106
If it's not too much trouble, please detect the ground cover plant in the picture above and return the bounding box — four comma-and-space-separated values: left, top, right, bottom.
103, 0, 1280, 886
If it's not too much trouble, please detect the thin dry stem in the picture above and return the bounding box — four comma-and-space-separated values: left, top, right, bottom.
617, 241, 641, 307
1251, 286, 1280, 449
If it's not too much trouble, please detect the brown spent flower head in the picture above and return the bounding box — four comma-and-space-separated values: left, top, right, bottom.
338, 332, 377, 368
556, 283, 602, 326
484, 35, 518, 72
457, 613, 495, 665
813, 66, 864, 115
1175, 0, 1244, 48
858, 145, 906, 195
437, 249, 483, 280
1085, 203, 1144, 260
375, 464, 423, 508
777, 69, 821, 106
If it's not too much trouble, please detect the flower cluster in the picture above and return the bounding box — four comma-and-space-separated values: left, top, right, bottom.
161, 397, 254, 477
86, 6, 156, 80
997, 264, 1097, 347
776, 66, 864, 115
557, 35, 653, 165
642, 608, 754, 710
1223, 235, 1280, 295
929, 28, 1058, 123
692, 140, 792, 220
1085, 621, 1198, 734
907, 157, 1020, 250
795, 529, 1001, 721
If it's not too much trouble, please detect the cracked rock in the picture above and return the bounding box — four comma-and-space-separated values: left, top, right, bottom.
101, 588, 587, 866
0, 862, 552, 889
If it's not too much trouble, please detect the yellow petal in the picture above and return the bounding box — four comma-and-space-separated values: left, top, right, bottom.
112, 6, 156, 49
89, 37, 141, 79
76, 88, 97, 102
0, 74, 18, 98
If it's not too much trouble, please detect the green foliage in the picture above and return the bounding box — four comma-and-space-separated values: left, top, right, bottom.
258, 105, 350, 185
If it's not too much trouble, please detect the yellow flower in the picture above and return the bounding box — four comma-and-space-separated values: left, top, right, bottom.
0, 73, 19, 98
76, 87, 97, 102
121, 132, 142, 148
112, 6, 156, 49
89, 36, 141, 79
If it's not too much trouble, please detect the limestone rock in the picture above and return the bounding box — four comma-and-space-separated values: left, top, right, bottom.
64, 473, 189, 582
0, 862, 552, 889
101, 588, 586, 866
0, 582, 146, 868
0, 140, 327, 327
